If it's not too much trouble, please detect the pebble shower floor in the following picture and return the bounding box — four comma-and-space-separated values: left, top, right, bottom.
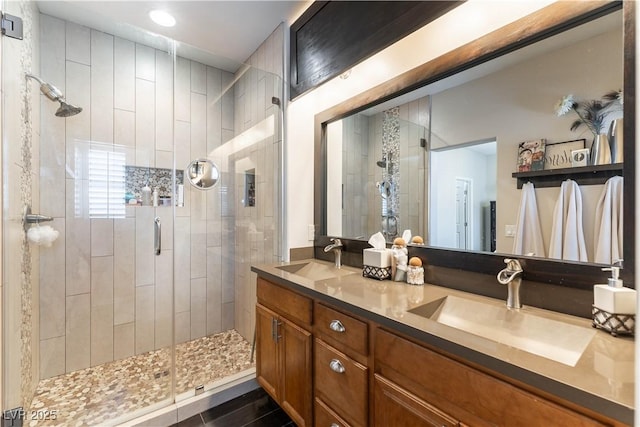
26, 330, 254, 426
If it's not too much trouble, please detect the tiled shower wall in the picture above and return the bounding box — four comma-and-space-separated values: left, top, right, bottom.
36, 14, 283, 380
233, 26, 284, 342
3, 0, 41, 410
341, 114, 370, 239
366, 98, 429, 240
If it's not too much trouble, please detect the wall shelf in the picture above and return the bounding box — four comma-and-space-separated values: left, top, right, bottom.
512, 163, 623, 189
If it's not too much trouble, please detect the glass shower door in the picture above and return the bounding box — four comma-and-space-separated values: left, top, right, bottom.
1, 4, 178, 425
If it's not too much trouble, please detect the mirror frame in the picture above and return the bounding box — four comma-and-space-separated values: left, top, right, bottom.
314, 0, 634, 289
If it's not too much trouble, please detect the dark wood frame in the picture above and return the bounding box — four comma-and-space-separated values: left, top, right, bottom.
313, 0, 634, 289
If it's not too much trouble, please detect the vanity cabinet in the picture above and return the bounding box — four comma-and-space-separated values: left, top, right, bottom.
256, 278, 313, 427
255, 275, 624, 427
374, 328, 610, 427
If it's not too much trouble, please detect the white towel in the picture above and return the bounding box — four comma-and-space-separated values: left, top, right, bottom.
594, 176, 623, 264
512, 182, 545, 257
548, 180, 588, 262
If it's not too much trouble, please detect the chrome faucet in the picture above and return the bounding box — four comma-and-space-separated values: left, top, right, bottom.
497, 258, 523, 309
324, 238, 343, 269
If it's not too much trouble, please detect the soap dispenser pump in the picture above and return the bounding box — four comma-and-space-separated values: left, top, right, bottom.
592, 259, 635, 337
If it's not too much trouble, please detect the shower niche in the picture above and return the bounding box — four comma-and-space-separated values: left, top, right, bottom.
124, 166, 184, 207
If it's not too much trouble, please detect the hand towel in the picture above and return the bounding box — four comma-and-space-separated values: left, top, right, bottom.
512, 182, 545, 257
594, 176, 623, 264
549, 179, 588, 262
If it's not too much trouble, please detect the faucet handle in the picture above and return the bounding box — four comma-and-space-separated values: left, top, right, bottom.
503, 258, 522, 271
330, 238, 342, 246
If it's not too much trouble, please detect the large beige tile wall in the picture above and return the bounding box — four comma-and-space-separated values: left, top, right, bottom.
2, 0, 41, 410
36, 15, 283, 380
233, 25, 284, 342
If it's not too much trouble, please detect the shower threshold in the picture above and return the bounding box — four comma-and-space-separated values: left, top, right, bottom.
27, 329, 254, 426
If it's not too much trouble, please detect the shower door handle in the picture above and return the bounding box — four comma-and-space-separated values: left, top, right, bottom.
154, 217, 161, 255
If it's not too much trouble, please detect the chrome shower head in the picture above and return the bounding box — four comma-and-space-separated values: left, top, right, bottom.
26, 73, 83, 117
376, 156, 387, 168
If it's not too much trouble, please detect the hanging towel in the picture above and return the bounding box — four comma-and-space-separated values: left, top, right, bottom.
594, 176, 623, 264
512, 182, 545, 257
548, 179, 588, 262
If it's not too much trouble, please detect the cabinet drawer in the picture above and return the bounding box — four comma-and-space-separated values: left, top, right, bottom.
257, 277, 312, 326
375, 328, 608, 427
315, 397, 352, 427
315, 302, 368, 356
373, 374, 458, 427
314, 338, 368, 427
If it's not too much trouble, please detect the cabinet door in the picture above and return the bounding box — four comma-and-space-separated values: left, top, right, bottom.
256, 304, 279, 400
281, 316, 313, 427
374, 374, 458, 427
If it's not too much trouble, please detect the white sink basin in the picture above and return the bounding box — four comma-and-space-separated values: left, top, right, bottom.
408, 295, 596, 367
275, 262, 356, 281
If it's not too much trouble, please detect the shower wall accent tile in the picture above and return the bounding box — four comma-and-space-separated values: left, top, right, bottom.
191, 93, 207, 158
154, 250, 173, 349
190, 278, 207, 339
113, 322, 135, 360
115, 109, 135, 147
135, 285, 155, 355
135, 44, 156, 81
66, 293, 90, 372
90, 255, 114, 366
65, 22, 90, 65
135, 207, 155, 287
191, 61, 207, 95
156, 51, 174, 152
65, 215, 91, 296
206, 246, 223, 335
39, 218, 65, 340
114, 218, 135, 325
114, 37, 135, 111
91, 30, 115, 144
174, 217, 191, 314
91, 219, 114, 256
39, 336, 65, 380
175, 311, 191, 344
206, 68, 223, 151
176, 57, 191, 122
135, 78, 156, 167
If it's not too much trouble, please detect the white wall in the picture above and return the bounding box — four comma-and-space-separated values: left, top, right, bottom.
430, 26, 622, 259
286, 0, 555, 252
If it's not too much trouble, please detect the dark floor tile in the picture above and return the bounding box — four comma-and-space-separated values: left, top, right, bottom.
243, 408, 294, 427
201, 388, 275, 423
202, 391, 282, 427
174, 413, 205, 427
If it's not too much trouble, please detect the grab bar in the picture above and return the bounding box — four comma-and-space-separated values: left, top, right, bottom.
154, 217, 161, 255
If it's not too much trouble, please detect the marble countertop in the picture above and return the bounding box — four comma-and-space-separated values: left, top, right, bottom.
252, 259, 635, 425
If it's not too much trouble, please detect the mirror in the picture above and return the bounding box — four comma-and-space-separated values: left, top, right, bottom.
316, 2, 634, 286
187, 158, 220, 189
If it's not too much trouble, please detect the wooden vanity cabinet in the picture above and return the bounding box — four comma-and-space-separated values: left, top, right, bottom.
313, 302, 369, 427
256, 278, 313, 427
255, 276, 623, 427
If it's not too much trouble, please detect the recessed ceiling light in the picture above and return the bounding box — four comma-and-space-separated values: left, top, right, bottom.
149, 10, 176, 27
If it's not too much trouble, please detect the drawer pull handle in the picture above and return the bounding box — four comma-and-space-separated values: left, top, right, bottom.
329, 359, 345, 374
329, 319, 346, 333
330, 424, 340, 427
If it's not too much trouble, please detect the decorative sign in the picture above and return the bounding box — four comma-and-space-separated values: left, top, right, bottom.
544, 139, 586, 170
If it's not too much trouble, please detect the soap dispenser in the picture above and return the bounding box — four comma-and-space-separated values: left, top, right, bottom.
592, 260, 635, 337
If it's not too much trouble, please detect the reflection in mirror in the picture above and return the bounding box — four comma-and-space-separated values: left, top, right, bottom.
327, 101, 427, 241
187, 158, 220, 189
325, 9, 623, 265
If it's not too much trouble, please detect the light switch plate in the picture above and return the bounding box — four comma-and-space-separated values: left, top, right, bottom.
505, 224, 516, 237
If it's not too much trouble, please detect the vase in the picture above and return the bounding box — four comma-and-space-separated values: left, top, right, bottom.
590, 133, 611, 166
608, 118, 623, 164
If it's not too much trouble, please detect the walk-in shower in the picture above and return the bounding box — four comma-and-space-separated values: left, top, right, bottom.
2, 2, 285, 425
25, 73, 82, 117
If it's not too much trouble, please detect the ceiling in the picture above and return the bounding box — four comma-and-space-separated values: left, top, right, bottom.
36, 1, 311, 72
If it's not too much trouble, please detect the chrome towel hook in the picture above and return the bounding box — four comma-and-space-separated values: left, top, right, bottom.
23, 205, 53, 231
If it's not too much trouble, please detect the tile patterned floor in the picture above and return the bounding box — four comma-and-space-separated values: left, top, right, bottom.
174, 387, 293, 427
27, 330, 254, 426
